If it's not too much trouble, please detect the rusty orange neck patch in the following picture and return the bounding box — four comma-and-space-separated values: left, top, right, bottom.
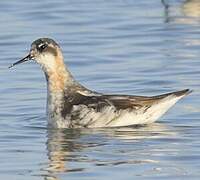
46, 51, 73, 92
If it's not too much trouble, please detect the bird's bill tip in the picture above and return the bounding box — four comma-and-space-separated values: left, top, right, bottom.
9, 54, 31, 69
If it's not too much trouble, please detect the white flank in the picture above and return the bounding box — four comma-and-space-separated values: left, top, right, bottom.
73, 94, 185, 128
105, 95, 184, 127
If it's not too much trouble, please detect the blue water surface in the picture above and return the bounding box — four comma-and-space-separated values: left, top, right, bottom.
0, 0, 200, 179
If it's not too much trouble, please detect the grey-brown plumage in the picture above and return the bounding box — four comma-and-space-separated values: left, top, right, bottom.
62, 89, 190, 115
60, 88, 191, 127
10, 38, 192, 128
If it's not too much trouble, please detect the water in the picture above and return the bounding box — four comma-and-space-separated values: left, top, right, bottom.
0, 0, 200, 179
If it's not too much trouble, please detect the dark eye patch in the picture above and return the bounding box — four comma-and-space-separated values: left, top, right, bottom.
37, 43, 48, 52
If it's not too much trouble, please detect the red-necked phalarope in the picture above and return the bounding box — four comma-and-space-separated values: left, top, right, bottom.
9, 38, 191, 128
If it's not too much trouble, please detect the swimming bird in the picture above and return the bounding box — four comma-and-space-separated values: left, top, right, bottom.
9, 38, 191, 128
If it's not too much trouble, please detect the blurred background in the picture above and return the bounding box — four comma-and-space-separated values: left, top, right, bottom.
0, 0, 199, 179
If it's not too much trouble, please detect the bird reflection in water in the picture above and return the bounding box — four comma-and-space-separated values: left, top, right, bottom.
162, 0, 200, 24
182, 0, 200, 18
44, 123, 176, 180
46, 129, 84, 172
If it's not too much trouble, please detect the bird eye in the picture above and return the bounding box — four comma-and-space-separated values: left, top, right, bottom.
38, 43, 47, 52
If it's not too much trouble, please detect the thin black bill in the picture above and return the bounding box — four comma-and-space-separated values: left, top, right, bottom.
9, 54, 32, 68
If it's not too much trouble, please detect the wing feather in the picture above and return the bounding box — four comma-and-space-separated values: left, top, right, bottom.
62, 89, 190, 118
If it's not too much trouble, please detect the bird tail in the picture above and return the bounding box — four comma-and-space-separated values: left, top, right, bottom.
146, 89, 192, 124
153, 89, 192, 100
168, 89, 192, 98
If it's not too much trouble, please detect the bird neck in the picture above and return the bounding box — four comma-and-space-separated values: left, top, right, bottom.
44, 54, 75, 94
